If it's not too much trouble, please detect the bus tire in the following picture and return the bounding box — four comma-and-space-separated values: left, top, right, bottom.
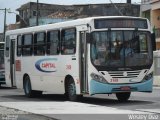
116, 92, 131, 102
67, 78, 79, 101
23, 76, 42, 98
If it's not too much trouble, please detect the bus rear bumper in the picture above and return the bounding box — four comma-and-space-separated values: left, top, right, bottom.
90, 79, 153, 95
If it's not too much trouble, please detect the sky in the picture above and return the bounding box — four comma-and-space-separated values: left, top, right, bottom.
0, 0, 141, 33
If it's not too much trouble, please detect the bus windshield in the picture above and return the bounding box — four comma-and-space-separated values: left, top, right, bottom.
91, 31, 153, 70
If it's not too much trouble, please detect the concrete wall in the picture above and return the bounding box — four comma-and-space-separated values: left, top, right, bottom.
74, 4, 140, 17
153, 51, 160, 86
151, 9, 160, 28
141, 0, 160, 49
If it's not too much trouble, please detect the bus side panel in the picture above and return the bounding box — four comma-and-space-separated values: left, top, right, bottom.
38, 56, 65, 93
15, 58, 25, 89
5, 73, 11, 87
15, 53, 80, 94
19, 56, 65, 94
21, 56, 65, 93
58, 54, 80, 94
15, 73, 23, 89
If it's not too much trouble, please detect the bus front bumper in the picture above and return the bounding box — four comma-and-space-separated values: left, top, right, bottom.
90, 79, 153, 95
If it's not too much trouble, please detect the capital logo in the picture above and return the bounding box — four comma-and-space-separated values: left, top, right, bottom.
35, 58, 58, 72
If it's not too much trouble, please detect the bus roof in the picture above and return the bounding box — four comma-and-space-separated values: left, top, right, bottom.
6, 16, 148, 35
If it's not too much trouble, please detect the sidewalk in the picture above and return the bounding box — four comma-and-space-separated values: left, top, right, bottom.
153, 86, 160, 89
0, 106, 56, 120
153, 76, 160, 87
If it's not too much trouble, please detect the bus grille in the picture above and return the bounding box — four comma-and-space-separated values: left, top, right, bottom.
108, 71, 141, 78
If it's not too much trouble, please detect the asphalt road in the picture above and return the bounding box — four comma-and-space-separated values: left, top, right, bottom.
0, 86, 160, 120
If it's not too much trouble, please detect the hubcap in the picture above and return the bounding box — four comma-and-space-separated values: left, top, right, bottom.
25, 79, 30, 94
69, 83, 76, 96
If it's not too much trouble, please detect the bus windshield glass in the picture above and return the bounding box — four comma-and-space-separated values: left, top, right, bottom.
91, 31, 152, 70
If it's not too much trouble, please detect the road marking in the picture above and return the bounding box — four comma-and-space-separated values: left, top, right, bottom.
0, 101, 148, 114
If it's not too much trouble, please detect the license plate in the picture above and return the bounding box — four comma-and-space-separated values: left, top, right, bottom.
120, 86, 131, 91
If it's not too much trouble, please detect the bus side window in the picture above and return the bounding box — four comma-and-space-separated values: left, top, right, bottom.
61, 28, 76, 55
17, 35, 22, 56
47, 30, 60, 55
22, 34, 33, 56
34, 32, 46, 56
5, 36, 10, 57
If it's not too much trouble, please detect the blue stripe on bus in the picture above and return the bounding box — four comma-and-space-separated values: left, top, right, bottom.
90, 78, 153, 95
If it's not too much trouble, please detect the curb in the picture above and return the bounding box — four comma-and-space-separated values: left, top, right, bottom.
153, 86, 160, 89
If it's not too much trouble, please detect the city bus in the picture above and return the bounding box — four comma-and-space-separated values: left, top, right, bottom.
0, 42, 5, 86
4, 16, 156, 101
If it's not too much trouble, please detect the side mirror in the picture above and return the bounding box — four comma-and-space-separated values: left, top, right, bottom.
151, 33, 156, 51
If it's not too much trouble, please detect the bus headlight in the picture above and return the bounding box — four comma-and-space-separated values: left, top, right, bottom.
143, 72, 153, 81
90, 73, 108, 83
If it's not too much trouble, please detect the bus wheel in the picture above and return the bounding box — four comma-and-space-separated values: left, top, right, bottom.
24, 76, 42, 98
67, 78, 79, 101
116, 92, 131, 102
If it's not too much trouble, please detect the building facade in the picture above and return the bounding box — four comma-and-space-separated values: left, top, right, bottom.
16, 2, 73, 27
16, 2, 140, 28
6, 23, 20, 31
141, 0, 160, 49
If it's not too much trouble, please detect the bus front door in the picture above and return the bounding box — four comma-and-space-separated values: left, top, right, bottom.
80, 32, 88, 93
10, 39, 16, 87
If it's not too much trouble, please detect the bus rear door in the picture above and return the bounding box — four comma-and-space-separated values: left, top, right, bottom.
5, 35, 16, 87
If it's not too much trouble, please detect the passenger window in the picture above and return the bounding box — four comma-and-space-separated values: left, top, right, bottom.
24, 34, 32, 45
139, 34, 148, 52
61, 28, 76, 55
34, 32, 46, 55
47, 30, 60, 55
17, 35, 22, 56
22, 34, 33, 56
5, 36, 10, 57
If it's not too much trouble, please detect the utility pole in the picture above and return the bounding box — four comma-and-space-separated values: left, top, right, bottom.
0, 8, 7, 41
36, 0, 39, 26
3, 8, 6, 42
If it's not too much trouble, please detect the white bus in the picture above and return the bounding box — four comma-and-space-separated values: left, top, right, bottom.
5, 16, 156, 101
0, 42, 5, 86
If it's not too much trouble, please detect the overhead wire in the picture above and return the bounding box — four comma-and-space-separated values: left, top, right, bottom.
109, 0, 123, 16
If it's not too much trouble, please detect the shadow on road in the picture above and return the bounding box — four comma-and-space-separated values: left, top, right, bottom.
0, 86, 154, 108
81, 96, 153, 106
1, 94, 67, 102
0, 86, 17, 89
1, 93, 154, 106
